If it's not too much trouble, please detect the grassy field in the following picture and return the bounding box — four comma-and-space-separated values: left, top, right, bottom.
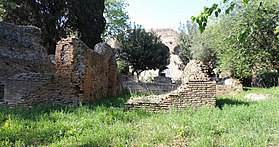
0, 87, 279, 146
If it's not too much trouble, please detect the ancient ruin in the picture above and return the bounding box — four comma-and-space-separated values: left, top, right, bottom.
139, 28, 183, 82
0, 22, 118, 107
0, 22, 54, 78
0, 22, 244, 109
125, 60, 216, 111
216, 78, 243, 95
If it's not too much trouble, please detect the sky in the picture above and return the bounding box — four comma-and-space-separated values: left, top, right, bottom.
126, 0, 221, 31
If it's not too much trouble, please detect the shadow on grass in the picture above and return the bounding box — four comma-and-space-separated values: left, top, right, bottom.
0, 94, 133, 121
88, 94, 131, 109
216, 97, 251, 110
243, 87, 253, 91
0, 104, 74, 121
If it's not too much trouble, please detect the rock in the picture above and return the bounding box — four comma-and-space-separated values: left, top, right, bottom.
216, 78, 243, 96
181, 60, 210, 83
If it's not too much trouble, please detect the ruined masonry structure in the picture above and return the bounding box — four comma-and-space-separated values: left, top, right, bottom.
0, 22, 118, 107
56, 38, 118, 103
125, 60, 216, 111
139, 29, 183, 82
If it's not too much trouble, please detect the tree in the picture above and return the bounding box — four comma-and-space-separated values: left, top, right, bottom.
178, 22, 195, 65
179, 21, 216, 75
103, 0, 130, 41
117, 25, 170, 77
0, 0, 8, 21
3, 0, 105, 54
209, 0, 279, 79
194, 0, 278, 36
193, 0, 254, 32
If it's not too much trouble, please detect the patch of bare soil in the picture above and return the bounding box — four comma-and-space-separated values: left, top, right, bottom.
245, 93, 273, 101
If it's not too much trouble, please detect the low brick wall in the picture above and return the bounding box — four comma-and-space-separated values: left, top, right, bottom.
1, 73, 81, 107
122, 81, 178, 95
125, 81, 216, 111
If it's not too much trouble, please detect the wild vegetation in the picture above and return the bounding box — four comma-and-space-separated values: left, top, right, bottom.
0, 0, 130, 53
1, 0, 106, 53
179, 0, 279, 84
0, 88, 278, 146
0, 0, 278, 146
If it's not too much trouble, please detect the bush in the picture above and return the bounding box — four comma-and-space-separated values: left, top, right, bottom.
117, 60, 129, 75
252, 72, 278, 88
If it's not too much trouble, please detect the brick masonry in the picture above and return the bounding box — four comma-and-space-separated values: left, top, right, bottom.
125, 81, 216, 111
125, 60, 216, 111
121, 81, 178, 95
0, 22, 118, 107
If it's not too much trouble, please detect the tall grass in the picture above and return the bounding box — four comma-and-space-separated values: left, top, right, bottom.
0, 88, 278, 146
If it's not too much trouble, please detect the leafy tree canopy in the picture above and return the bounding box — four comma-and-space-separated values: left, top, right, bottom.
193, 0, 278, 35
103, 0, 130, 41
178, 21, 216, 76
208, 0, 279, 78
117, 25, 170, 76
2, 0, 106, 54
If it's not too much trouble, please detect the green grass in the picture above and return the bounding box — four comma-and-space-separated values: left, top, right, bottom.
0, 88, 279, 146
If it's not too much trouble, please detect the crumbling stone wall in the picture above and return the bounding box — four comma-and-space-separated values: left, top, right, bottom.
1, 38, 118, 107
125, 81, 216, 111
0, 22, 118, 107
1, 73, 81, 107
0, 22, 55, 78
55, 38, 118, 102
125, 60, 216, 111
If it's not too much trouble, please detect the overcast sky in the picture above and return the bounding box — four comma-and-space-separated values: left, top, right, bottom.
126, 0, 221, 30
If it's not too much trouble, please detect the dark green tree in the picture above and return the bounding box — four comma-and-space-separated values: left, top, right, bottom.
3, 0, 105, 54
117, 25, 170, 77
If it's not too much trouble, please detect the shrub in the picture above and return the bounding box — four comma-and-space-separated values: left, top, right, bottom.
252, 72, 278, 88
117, 60, 129, 75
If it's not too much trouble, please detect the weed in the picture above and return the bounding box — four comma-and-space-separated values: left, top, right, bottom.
0, 88, 278, 146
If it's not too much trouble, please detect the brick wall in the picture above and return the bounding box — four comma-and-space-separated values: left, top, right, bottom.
125, 81, 216, 111
122, 81, 178, 95
125, 60, 216, 111
1, 36, 118, 107
1, 73, 80, 107
56, 38, 118, 103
